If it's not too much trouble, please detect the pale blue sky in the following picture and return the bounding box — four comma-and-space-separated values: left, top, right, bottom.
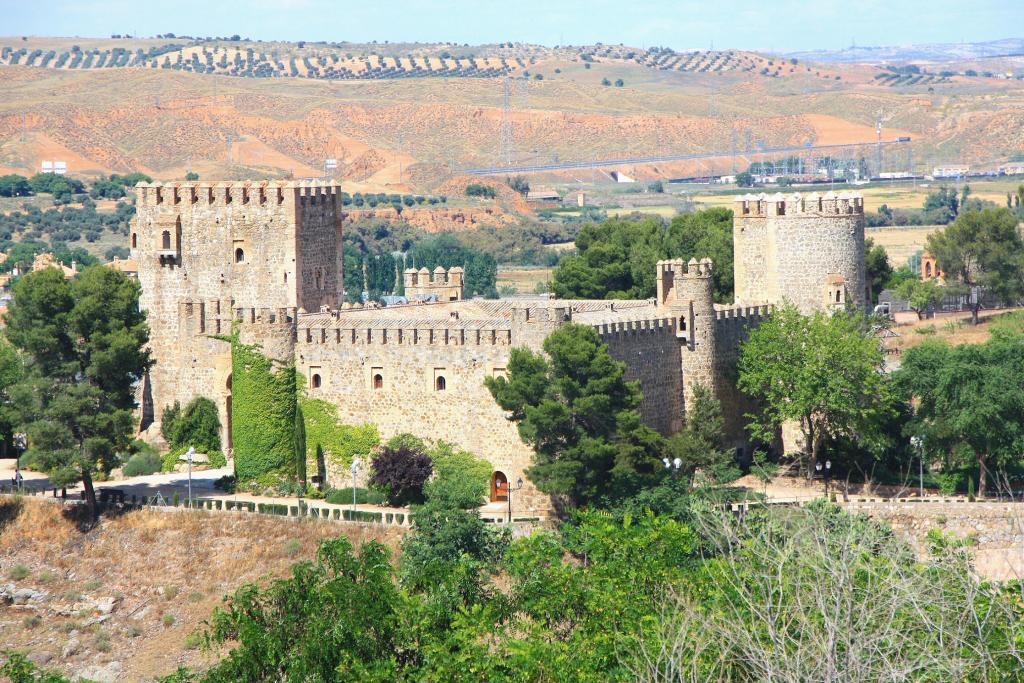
1, 0, 1021, 51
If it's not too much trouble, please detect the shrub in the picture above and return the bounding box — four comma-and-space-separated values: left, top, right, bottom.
369, 446, 432, 506
162, 613, 176, 627
122, 451, 161, 477
465, 183, 497, 199
163, 585, 179, 600
8, 564, 29, 580
22, 615, 41, 629
172, 397, 221, 453
184, 632, 202, 650
161, 401, 181, 444
324, 487, 386, 505
423, 442, 492, 509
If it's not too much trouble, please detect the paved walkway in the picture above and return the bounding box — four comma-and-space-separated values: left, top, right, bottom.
0, 458, 517, 520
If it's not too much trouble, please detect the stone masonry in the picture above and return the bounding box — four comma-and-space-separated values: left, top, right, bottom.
134, 185, 865, 515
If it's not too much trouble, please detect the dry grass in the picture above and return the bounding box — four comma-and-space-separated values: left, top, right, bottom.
496, 267, 553, 294
886, 308, 1024, 353
865, 225, 941, 267
0, 497, 405, 681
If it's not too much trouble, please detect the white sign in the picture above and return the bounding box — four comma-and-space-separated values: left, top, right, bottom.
41, 161, 67, 175
325, 159, 338, 170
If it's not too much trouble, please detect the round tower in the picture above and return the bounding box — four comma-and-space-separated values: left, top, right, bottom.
733, 191, 866, 314
658, 257, 719, 413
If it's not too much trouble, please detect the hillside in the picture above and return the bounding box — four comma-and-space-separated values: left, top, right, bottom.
0, 497, 405, 681
0, 37, 1022, 192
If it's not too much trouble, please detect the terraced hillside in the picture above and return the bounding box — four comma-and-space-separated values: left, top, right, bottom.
0, 36, 1021, 190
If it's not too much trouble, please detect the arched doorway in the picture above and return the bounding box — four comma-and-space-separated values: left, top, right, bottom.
491, 471, 508, 502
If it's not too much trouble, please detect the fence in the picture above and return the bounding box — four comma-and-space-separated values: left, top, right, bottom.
0, 486, 410, 527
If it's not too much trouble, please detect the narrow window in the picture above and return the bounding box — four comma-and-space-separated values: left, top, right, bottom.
161, 231, 171, 249
373, 374, 383, 389
679, 316, 687, 331
311, 373, 322, 389
235, 248, 245, 263
835, 290, 842, 303
131, 233, 137, 248
435, 376, 446, 391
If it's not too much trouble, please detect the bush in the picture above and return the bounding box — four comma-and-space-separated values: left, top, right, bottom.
325, 487, 387, 505
423, 442, 492, 509
465, 183, 497, 199
169, 397, 221, 453
369, 446, 432, 506
122, 451, 162, 477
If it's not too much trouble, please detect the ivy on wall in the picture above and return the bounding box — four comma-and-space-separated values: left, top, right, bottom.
299, 396, 379, 470
231, 338, 297, 482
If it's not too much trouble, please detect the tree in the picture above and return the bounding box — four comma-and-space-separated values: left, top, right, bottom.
896, 277, 945, 316
735, 171, 755, 187
0, 174, 31, 198
422, 441, 492, 509
485, 323, 664, 506
5, 266, 151, 520
506, 175, 530, 195
185, 171, 200, 181
738, 305, 893, 476
864, 237, 892, 304
663, 383, 736, 489
926, 207, 1024, 324
369, 444, 432, 506
922, 186, 959, 223
169, 397, 221, 453
615, 78, 624, 87
897, 332, 1024, 498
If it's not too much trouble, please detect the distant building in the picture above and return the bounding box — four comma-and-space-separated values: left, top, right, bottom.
107, 257, 138, 279
30, 253, 77, 279
920, 252, 944, 283
403, 266, 464, 302
609, 171, 635, 183
526, 188, 560, 203
1000, 163, 1024, 176
933, 164, 969, 178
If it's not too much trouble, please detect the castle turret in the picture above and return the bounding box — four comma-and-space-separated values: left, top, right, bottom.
733, 191, 866, 314
657, 257, 719, 413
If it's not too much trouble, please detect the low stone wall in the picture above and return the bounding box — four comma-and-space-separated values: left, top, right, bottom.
843, 500, 1024, 581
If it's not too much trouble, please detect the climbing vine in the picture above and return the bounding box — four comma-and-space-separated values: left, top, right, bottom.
231, 337, 297, 482
299, 396, 379, 470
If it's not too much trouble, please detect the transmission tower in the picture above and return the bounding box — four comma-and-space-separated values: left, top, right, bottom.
500, 77, 513, 166
875, 111, 884, 178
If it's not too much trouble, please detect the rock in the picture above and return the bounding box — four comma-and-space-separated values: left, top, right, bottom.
74, 661, 122, 683
28, 651, 53, 666
94, 597, 118, 615
12, 587, 43, 605
62, 638, 80, 658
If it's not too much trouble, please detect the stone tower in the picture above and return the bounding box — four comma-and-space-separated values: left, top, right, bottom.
656, 257, 719, 410
132, 180, 344, 448
733, 191, 866, 314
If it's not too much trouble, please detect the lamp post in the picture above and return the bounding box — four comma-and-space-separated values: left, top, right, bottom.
13, 433, 26, 492
185, 447, 195, 507
350, 458, 361, 513
815, 460, 832, 499
910, 435, 924, 499
505, 477, 523, 524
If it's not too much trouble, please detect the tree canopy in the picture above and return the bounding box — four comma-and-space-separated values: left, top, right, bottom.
738, 305, 893, 475
552, 209, 734, 302
5, 265, 151, 518
485, 323, 664, 506
926, 207, 1024, 323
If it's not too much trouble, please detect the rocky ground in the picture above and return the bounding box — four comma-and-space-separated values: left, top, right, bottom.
0, 497, 406, 681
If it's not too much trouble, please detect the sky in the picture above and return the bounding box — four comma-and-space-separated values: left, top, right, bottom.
1, 0, 1021, 52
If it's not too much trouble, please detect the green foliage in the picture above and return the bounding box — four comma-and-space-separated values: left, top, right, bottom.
5, 265, 151, 517
369, 445, 432, 506
160, 401, 181, 444
465, 183, 497, 198
294, 403, 306, 492
864, 237, 893, 303
0, 174, 32, 197
926, 207, 1024, 323
505, 175, 530, 195
735, 170, 755, 187
664, 383, 738, 488
897, 330, 1024, 498
185, 171, 200, 181
324, 487, 386, 505
900, 276, 950, 317
231, 339, 296, 482
486, 323, 664, 506
422, 441, 492, 509
167, 397, 221, 453
299, 398, 378, 469
122, 450, 162, 477
739, 305, 893, 474
552, 209, 734, 302
0, 650, 71, 683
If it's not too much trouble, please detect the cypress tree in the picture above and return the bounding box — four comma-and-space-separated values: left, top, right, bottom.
295, 404, 307, 494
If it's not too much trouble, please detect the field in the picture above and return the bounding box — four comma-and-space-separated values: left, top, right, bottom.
496, 266, 554, 294
866, 225, 941, 266
0, 497, 405, 681
886, 308, 1024, 353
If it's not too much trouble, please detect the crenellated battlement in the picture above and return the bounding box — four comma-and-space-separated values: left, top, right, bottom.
714, 304, 773, 322
593, 316, 677, 339
656, 257, 714, 279
734, 191, 864, 218
297, 324, 513, 347
135, 180, 342, 209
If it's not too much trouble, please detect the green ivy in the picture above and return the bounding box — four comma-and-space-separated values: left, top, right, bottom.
231, 338, 297, 482
299, 397, 379, 469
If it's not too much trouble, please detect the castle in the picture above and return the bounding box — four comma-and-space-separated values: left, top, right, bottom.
131, 182, 865, 514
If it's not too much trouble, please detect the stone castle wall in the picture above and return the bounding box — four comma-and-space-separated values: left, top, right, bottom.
133, 181, 342, 445
734, 192, 866, 314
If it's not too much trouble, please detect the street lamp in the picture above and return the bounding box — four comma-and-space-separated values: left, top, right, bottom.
910, 435, 924, 499
13, 433, 26, 492
350, 458, 361, 512
663, 457, 683, 472
815, 460, 832, 499
504, 477, 524, 524
185, 447, 195, 507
